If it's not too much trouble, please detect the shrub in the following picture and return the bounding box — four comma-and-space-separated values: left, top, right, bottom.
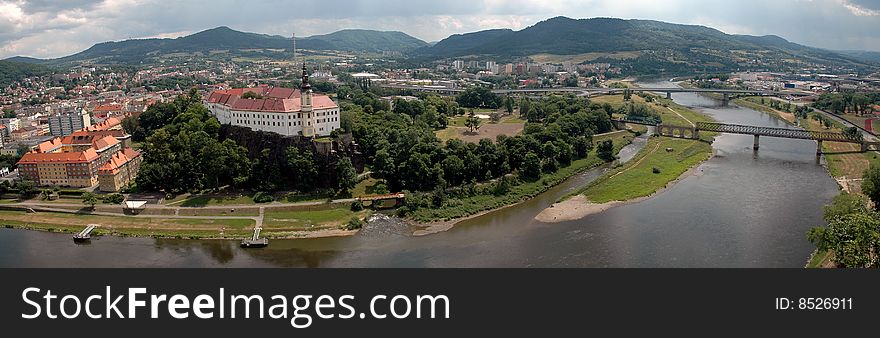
344, 217, 365, 230
350, 200, 364, 211
253, 191, 275, 203
652, 167, 661, 174
104, 193, 125, 204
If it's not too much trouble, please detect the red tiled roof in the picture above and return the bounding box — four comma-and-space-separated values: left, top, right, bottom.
94, 104, 123, 112
91, 135, 120, 151
85, 117, 122, 131
98, 148, 141, 175
35, 138, 63, 153
19, 148, 99, 164
206, 87, 334, 113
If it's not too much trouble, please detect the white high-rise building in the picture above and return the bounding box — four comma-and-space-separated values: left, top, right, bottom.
48, 108, 92, 137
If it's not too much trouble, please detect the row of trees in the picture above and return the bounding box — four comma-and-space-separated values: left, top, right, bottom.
808, 164, 880, 267
813, 92, 880, 116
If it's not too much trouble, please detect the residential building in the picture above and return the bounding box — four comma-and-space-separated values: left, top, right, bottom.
205, 65, 340, 137
48, 108, 92, 136
98, 148, 142, 192
17, 129, 138, 190
10, 126, 40, 141
0, 117, 21, 133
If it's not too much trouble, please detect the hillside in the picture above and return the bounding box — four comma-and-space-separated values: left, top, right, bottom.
6, 27, 427, 66
0, 60, 52, 87
417, 17, 875, 76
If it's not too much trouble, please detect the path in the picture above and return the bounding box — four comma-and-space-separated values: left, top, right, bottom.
667, 107, 695, 127
20, 205, 260, 222
608, 140, 664, 180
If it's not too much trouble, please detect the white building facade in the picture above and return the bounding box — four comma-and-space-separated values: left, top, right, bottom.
205, 66, 340, 137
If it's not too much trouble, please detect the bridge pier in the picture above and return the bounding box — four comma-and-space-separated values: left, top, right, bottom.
753, 135, 760, 151
666, 92, 672, 100
722, 93, 730, 107
817, 140, 823, 155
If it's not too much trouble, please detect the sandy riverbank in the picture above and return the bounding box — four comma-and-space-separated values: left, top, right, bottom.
535, 158, 708, 223
534, 195, 622, 223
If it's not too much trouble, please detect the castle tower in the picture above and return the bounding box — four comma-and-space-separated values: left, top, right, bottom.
301, 63, 316, 137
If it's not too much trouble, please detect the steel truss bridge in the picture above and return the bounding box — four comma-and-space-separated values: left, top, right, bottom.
613, 119, 879, 154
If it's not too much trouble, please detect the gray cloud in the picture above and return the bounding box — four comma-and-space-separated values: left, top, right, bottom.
1, 0, 879, 59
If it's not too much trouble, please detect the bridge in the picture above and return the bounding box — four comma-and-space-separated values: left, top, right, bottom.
357, 192, 406, 209
614, 119, 880, 154
380, 84, 811, 104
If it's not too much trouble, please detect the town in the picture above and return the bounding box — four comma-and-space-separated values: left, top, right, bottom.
1, 13, 880, 268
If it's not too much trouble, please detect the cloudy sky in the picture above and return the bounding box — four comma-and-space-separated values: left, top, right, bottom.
1, 0, 880, 59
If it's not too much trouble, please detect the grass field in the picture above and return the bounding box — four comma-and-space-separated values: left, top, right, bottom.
262, 208, 366, 230
352, 177, 386, 197
734, 97, 797, 124
0, 210, 255, 238
798, 115, 871, 183
578, 137, 713, 203
437, 115, 525, 143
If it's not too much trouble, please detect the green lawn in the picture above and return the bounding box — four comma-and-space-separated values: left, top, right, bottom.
171, 218, 254, 229
578, 137, 713, 203
180, 194, 256, 207
263, 208, 363, 229
352, 177, 388, 197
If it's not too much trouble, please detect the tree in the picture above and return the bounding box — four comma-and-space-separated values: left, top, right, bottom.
862, 165, 880, 209
823, 193, 868, 222
285, 147, 319, 192
519, 98, 531, 118
2, 110, 15, 118
504, 96, 514, 114
464, 113, 482, 133
520, 152, 542, 180
843, 127, 863, 141
808, 213, 880, 268
81, 192, 98, 209
336, 157, 358, 194
489, 112, 501, 123
597, 140, 615, 162
15, 180, 36, 199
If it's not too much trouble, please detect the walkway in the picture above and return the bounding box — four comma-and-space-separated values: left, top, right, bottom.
667, 107, 695, 127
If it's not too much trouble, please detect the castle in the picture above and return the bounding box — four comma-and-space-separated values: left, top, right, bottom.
205, 65, 340, 137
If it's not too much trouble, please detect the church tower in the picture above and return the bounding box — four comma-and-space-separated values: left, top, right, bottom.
300, 63, 316, 137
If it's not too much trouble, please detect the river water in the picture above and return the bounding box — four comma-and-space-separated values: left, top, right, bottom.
0, 83, 840, 267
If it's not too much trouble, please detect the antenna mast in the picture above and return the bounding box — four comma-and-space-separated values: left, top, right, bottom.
292, 33, 299, 76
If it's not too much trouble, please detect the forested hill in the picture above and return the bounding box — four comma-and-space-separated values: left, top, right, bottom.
416, 16, 875, 75
5, 27, 428, 66
0, 60, 52, 87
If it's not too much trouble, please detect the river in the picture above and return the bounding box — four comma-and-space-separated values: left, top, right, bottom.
0, 83, 841, 267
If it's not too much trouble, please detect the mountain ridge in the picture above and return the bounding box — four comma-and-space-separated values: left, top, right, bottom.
5, 26, 429, 65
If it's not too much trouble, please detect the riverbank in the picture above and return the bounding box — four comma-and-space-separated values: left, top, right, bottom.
406, 130, 636, 224
535, 87, 716, 223
536, 139, 710, 222
0, 205, 366, 240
